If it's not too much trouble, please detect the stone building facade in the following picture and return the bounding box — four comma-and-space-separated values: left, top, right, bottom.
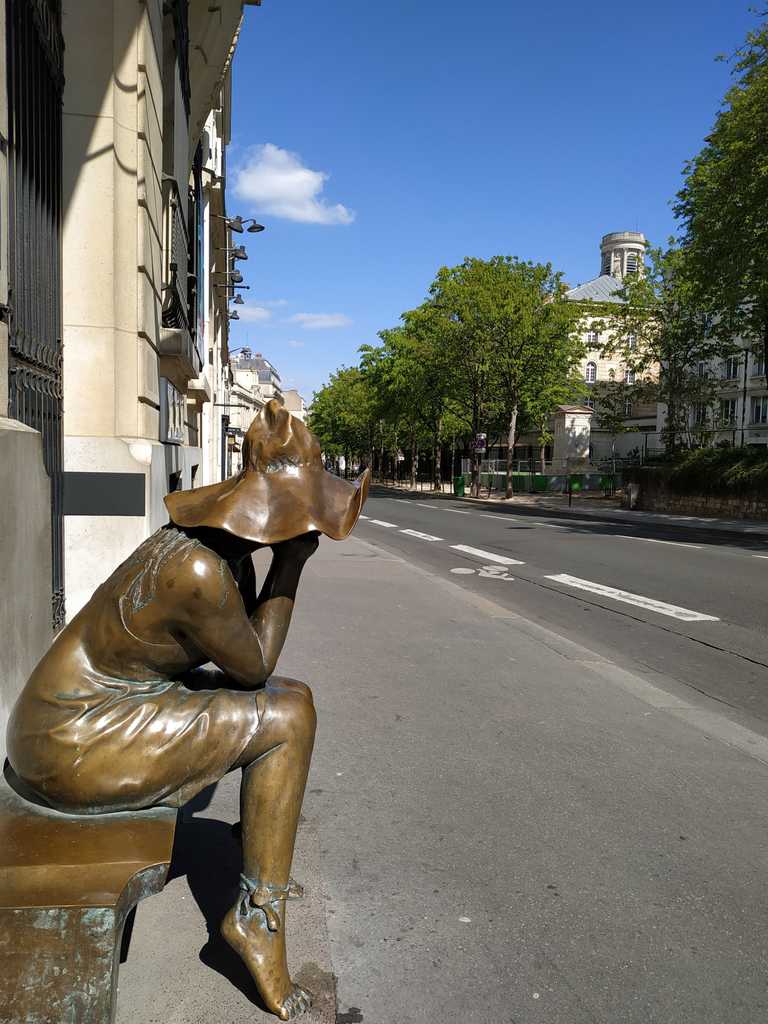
565, 231, 660, 462
0, 0, 259, 754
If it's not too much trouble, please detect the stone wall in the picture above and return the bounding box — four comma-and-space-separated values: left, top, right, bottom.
631, 491, 768, 521
0, 420, 52, 763
623, 466, 768, 521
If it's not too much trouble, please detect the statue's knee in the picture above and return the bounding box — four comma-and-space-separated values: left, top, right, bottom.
269, 688, 316, 746
269, 676, 314, 703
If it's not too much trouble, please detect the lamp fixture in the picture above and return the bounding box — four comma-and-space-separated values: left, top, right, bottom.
228, 310, 240, 320
213, 214, 265, 234
232, 293, 245, 304
211, 269, 243, 284
216, 245, 248, 260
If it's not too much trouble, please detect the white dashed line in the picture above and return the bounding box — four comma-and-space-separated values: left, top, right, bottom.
478, 513, 510, 520
400, 529, 443, 542
369, 519, 399, 528
441, 508, 471, 514
415, 503, 436, 509
544, 574, 719, 622
754, 555, 768, 559
451, 544, 524, 565
359, 514, 369, 519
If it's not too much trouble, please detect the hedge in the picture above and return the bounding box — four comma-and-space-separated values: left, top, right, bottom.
665, 448, 768, 497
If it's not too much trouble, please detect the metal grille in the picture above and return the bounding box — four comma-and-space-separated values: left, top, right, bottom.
161, 176, 190, 332
7, 0, 65, 629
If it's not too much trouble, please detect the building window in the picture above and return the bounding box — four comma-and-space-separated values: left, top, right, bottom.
601, 254, 611, 276
723, 355, 740, 380
624, 398, 633, 416
753, 350, 766, 377
586, 329, 598, 346
627, 333, 637, 351
625, 251, 639, 275
697, 360, 707, 378
584, 397, 595, 410
585, 361, 597, 383
693, 403, 709, 427
625, 369, 636, 385
719, 399, 737, 426
751, 396, 768, 424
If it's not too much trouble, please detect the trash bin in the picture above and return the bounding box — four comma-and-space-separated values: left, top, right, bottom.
453, 474, 465, 497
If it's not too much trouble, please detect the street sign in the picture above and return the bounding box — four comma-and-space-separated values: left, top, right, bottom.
471, 433, 487, 452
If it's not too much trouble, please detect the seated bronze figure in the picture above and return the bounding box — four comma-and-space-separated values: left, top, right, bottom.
6, 400, 369, 1020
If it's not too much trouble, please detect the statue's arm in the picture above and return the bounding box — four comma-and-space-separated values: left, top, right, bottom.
170, 535, 318, 687
249, 533, 319, 674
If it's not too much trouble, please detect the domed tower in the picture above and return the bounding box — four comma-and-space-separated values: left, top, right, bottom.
600, 231, 647, 280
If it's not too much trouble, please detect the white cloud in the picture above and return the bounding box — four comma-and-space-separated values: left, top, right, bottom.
252, 298, 289, 308
288, 312, 352, 330
233, 143, 355, 225
237, 305, 272, 323
287, 339, 305, 348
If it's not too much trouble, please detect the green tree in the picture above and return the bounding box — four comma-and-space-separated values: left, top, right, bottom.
674, 17, 768, 382
598, 244, 728, 452
428, 256, 581, 497
308, 366, 379, 475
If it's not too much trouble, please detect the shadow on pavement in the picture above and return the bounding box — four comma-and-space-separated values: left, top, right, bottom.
166, 784, 269, 1012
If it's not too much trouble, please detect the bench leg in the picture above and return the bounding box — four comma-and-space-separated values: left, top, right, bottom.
0, 864, 168, 1024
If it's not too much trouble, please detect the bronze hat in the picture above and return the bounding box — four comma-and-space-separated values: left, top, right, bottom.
165, 400, 370, 544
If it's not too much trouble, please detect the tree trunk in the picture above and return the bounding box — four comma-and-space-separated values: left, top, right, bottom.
432, 418, 442, 492
470, 398, 481, 498
539, 441, 546, 474
410, 435, 417, 489
504, 404, 519, 499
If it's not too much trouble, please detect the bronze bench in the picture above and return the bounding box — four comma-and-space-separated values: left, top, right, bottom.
0, 774, 177, 1024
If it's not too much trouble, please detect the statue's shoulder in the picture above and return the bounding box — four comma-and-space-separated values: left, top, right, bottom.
161, 536, 235, 613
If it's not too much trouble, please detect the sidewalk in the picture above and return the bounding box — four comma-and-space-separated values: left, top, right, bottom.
374, 480, 768, 535
117, 534, 768, 1023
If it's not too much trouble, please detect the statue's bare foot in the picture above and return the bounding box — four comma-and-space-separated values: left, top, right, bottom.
221, 903, 312, 1020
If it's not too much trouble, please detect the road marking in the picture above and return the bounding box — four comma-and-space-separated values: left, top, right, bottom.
478, 513, 510, 520
544, 574, 719, 622
369, 519, 399, 528
755, 555, 768, 559
614, 535, 702, 550
537, 522, 568, 529
451, 565, 515, 581
400, 529, 442, 542
451, 544, 525, 565
415, 503, 436, 509
359, 514, 369, 519
441, 508, 471, 514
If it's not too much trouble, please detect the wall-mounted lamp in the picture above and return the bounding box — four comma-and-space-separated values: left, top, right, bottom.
228, 310, 240, 320
212, 269, 244, 284
216, 245, 248, 260
232, 293, 245, 305
213, 214, 265, 234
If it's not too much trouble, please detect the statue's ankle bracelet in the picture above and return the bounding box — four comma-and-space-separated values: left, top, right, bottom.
238, 874, 304, 931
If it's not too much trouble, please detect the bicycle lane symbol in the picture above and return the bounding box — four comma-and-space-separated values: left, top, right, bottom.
450, 565, 515, 581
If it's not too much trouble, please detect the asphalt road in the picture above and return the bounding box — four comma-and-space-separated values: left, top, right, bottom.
354, 488, 768, 733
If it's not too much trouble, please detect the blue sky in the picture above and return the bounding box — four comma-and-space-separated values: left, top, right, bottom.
227, 1, 757, 401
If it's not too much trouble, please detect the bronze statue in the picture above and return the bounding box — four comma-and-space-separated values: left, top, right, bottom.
6, 400, 369, 1020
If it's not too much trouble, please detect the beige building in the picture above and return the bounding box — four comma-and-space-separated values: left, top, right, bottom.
657, 342, 768, 450
565, 231, 660, 462
60, 0, 258, 615
283, 388, 308, 422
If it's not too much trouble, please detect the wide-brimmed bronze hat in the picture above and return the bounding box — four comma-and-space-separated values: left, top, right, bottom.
165, 400, 370, 544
